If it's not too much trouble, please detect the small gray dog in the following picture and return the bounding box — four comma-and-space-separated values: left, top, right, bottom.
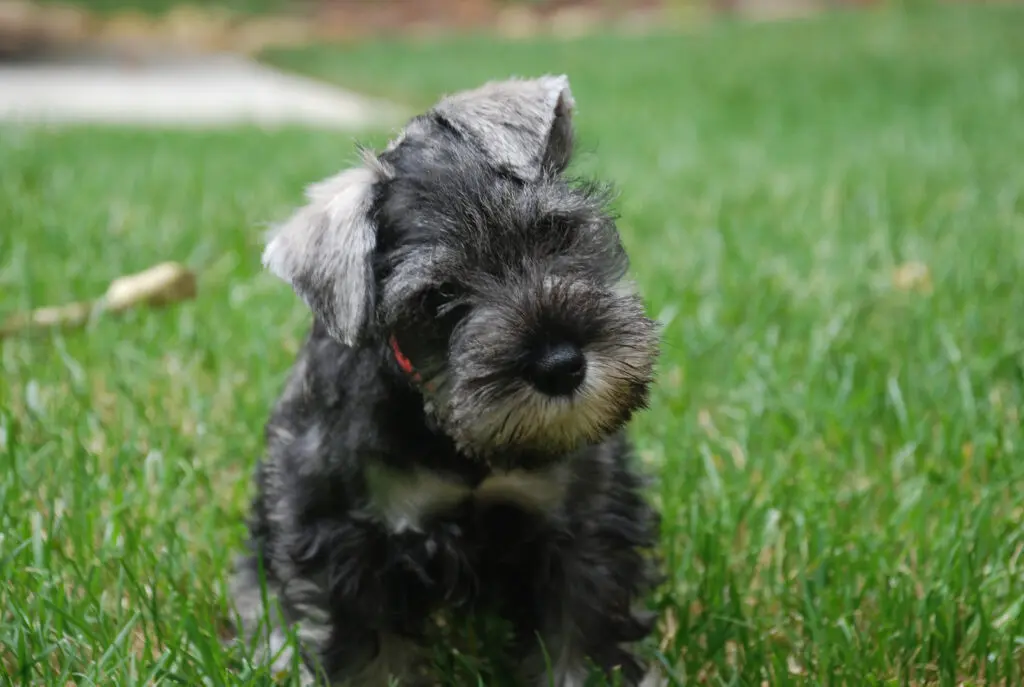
229, 75, 663, 686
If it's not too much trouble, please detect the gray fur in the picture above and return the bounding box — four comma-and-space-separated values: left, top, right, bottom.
229, 76, 664, 687
263, 164, 384, 346
430, 74, 575, 179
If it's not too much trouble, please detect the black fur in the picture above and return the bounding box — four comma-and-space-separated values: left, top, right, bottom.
230, 77, 663, 686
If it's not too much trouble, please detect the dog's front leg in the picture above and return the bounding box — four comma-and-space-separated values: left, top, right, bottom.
230, 552, 337, 685
521, 569, 660, 687
230, 547, 426, 687
515, 505, 661, 686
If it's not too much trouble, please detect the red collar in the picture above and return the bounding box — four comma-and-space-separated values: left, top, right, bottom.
389, 334, 426, 386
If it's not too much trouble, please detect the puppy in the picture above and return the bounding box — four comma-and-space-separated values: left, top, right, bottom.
229, 75, 663, 686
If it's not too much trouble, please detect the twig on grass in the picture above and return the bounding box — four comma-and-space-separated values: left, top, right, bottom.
0, 261, 197, 338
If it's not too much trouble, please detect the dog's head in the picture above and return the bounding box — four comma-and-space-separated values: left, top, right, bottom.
263, 75, 659, 462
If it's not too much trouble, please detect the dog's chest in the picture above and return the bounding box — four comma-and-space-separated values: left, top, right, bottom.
364, 462, 570, 533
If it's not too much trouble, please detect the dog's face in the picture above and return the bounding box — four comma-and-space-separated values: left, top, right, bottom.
263, 76, 659, 462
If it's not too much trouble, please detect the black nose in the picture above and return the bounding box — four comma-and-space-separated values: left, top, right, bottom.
528, 342, 587, 396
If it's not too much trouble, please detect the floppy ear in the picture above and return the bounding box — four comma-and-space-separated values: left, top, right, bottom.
432, 74, 575, 180
262, 163, 383, 346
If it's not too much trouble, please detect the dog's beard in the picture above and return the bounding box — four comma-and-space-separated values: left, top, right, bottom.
424, 342, 654, 462
393, 276, 659, 462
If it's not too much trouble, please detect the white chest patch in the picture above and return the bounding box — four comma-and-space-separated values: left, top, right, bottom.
364, 462, 571, 533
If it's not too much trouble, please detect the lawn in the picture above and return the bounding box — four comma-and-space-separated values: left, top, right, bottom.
3, 3, 1024, 685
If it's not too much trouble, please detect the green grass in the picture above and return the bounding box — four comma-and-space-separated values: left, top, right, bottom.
4, 3, 1024, 684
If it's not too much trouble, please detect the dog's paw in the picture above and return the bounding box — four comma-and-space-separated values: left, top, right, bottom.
638, 665, 669, 687
388, 523, 464, 576
424, 520, 465, 558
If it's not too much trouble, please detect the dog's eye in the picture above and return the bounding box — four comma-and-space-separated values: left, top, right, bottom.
422, 283, 470, 330
423, 283, 458, 311
420, 283, 464, 316
436, 282, 460, 300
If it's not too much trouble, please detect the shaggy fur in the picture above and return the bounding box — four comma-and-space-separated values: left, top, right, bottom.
229, 75, 663, 686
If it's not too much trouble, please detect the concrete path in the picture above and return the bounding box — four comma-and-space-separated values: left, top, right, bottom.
0, 50, 404, 130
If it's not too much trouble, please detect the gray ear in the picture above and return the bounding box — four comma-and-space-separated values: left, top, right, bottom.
262, 163, 383, 346
431, 74, 575, 180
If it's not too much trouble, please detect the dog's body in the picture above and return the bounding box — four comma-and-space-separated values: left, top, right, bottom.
230, 76, 663, 686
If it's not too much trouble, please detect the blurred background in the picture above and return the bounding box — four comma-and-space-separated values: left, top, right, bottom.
0, 0, 999, 61
1, 0, 1008, 130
